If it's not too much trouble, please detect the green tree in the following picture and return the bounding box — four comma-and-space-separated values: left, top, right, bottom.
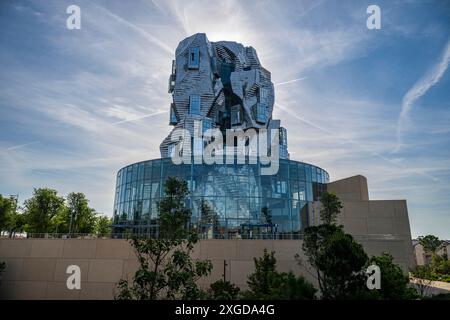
411, 265, 434, 297
23, 188, 66, 234
0, 195, 15, 232
5, 210, 26, 237
115, 177, 212, 300
66, 192, 97, 234
207, 280, 240, 300
368, 253, 417, 299
418, 235, 442, 265
244, 249, 316, 300
0, 195, 25, 237
319, 192, 343, 225
301, 224, 369, 299
95, 215, 112, 236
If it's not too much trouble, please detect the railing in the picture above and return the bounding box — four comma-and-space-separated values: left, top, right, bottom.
1, 232, 304, 240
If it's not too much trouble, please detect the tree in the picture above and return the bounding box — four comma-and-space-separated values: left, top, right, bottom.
66, 192, 97, 234
319, 192, 343, 225
419, 235, 442, 263
5, 210, 26, 237
115, 177, 212, 300
0, 195, 14, 232
23, 188, 66, 234
244, 249, 316, 300
301, 224, 369, 299
411, 265, 434, 297
207, 280, 240, 300
369, 253, 417, 299
95, 215, 112, 236
0, 195, 25, 237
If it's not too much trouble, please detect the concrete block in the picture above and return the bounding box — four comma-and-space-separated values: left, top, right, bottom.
30, 240, 64, 258
62, 240, 97, 259
95, 239, 133, 259
21, 258, 56, 281
87, 259, 124, 283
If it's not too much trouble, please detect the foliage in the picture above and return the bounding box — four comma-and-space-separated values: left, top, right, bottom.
411, 265, 434, 297
368, 253, 417, 299
243, 249, 316, 300
301, 224, 369, 299
0, 195, 26, 236
207, 280, 240, 300
115, 177, 212, 300
412, 254, 450, 284
418, 235, 442, 254
0, 195, 14, 231
66, 192, 97, 234
319, 192, 343, 225
95, 215, 112, 235
23, 188, 66, 234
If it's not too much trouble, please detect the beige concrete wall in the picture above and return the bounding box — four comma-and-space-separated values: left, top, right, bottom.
324, 175, 415, 271
327, 175, 369, 201
0, 238, 317, 300
0, 235, 414, 300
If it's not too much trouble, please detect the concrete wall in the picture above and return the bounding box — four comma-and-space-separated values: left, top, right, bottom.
327, 175, 415, 270
327, 175, 369, 201
0, 238, 315, 300
0, 235, 414, 300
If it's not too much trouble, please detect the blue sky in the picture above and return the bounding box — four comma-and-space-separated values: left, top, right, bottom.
0, 0, 449, 238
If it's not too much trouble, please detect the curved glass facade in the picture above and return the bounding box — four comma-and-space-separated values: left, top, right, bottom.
113, 158, 329, 239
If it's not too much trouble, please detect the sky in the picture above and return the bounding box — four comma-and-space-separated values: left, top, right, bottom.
0, 0, 449, 238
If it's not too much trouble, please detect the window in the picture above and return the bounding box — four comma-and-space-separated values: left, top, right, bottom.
171, 59, 176, 74
231, 105, 242, 125
254, 87, 268, 123
189, 94, 201, 115
170, 104, 177, 125
168, 74, 176, 93
254, 103, 266, 123
279, 127, 287, 146
259, 87, 268, 105
188, 47, 200, 69
168, 60, 176, 93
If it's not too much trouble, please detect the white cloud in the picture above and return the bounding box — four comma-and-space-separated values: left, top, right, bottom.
395, 39, 450, 151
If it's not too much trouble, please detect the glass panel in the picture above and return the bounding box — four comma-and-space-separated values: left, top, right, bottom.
188, 47, 200, 69
138, 162, 144, 181
298, 164, 306, 181
189, 94, 201, 115
144, 162, 152, 179
143, 182, 151, 199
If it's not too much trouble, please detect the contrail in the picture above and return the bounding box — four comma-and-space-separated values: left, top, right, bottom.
91, 3, 174, 55
275, 77, 307, 87
112, 110, 168, 125
395, 39, 450, 152
275, 102, 441, 183
2, 141, 39, 152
